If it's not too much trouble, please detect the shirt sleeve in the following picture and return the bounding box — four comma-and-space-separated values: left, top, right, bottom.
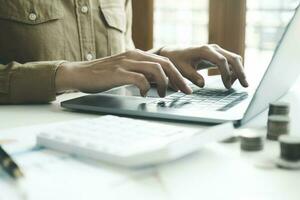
124, 0, 135, 51
0, 60, 65, 104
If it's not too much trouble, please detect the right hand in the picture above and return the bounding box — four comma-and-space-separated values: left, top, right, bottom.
55, 49, 192, 97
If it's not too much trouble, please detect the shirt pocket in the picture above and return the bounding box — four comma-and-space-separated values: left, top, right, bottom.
0, 0, 65, 63
99, 0, 127, 55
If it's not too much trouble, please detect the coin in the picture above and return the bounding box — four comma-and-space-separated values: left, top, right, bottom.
279, 135, 300, 162
267, 115, 290, 140
240, 130, 264, 151
268, 101, 290, 116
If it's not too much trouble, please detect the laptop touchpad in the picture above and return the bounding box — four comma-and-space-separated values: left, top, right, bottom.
103, 85, 176, 98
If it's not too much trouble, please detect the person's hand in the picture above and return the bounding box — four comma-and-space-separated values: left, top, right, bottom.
55, 49, 192, 97
160, 44, 249, 89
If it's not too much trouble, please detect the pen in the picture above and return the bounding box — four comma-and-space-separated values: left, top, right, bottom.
0, 145, 27, 200
0, 145, 24, 179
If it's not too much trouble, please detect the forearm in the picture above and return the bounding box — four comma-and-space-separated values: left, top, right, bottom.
0, 60, 65, 104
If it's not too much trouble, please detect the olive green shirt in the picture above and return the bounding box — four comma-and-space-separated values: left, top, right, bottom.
0, 0, 134, 104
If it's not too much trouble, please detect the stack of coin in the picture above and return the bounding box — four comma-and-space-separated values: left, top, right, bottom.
240, 130, 264, 151
267, 115, 290, 140
276, 135, 300, 169
279, 135, 300, 162
268, 102, 290, 116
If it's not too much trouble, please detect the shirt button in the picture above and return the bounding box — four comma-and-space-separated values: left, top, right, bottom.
81, 6, 89, 14
86, 53, 93, 61
28, 13, 37, 21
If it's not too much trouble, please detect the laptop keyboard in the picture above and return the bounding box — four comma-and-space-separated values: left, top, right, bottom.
149, 88, 248, 111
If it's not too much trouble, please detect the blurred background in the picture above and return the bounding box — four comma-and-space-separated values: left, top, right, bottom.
154, 0, 298, 50
132, 0, 299, 74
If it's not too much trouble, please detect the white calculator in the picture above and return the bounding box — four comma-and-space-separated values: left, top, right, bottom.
37, 115, 233, 167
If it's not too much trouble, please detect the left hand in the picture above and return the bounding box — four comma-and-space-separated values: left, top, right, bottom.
160, 44, 249, 89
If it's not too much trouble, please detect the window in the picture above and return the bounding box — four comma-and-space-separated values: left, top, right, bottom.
246, 0, 299, 52
245, 0, 299, 67
154, 0, 209, 48
154, 0, 299, 55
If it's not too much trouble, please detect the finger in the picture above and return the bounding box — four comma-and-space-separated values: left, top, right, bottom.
231, 72, 238, 85
213, 45, 249, 87
189, 46, 232, 89
116, 68, 151, 97
121, 59, 168, 97
169, 78, 179, 91
126, 50, 192, 94
203, 47, 232, 89
179, 63, 205, 88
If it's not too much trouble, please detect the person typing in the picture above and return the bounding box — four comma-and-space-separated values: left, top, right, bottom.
0, 0, 248, 104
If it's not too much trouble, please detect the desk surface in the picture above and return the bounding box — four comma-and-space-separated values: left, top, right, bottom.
1, 79, 300, 200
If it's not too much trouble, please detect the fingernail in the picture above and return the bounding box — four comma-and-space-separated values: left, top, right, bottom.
186, 85, 193, 94
197, 79, 204, 88
245, 79, 249, 87
159, 90, 166, 98
227, 77, 232, 88
141, 91, 147, 97
227, 81, 232, 88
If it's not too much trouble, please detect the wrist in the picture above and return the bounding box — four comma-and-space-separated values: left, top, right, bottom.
55, 61, 75, 93
159, 46, 176, 58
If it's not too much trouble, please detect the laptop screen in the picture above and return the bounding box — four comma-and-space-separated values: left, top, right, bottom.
239, 5, 300, 126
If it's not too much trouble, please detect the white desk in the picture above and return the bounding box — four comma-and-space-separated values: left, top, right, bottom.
1, 79, 300, 200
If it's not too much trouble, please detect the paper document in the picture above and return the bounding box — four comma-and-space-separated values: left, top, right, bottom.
0, 123, 160, 200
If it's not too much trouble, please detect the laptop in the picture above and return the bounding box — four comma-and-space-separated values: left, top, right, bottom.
61, 5, 300, 127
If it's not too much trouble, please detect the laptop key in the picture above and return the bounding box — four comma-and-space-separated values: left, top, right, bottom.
150, 88, 248, 111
